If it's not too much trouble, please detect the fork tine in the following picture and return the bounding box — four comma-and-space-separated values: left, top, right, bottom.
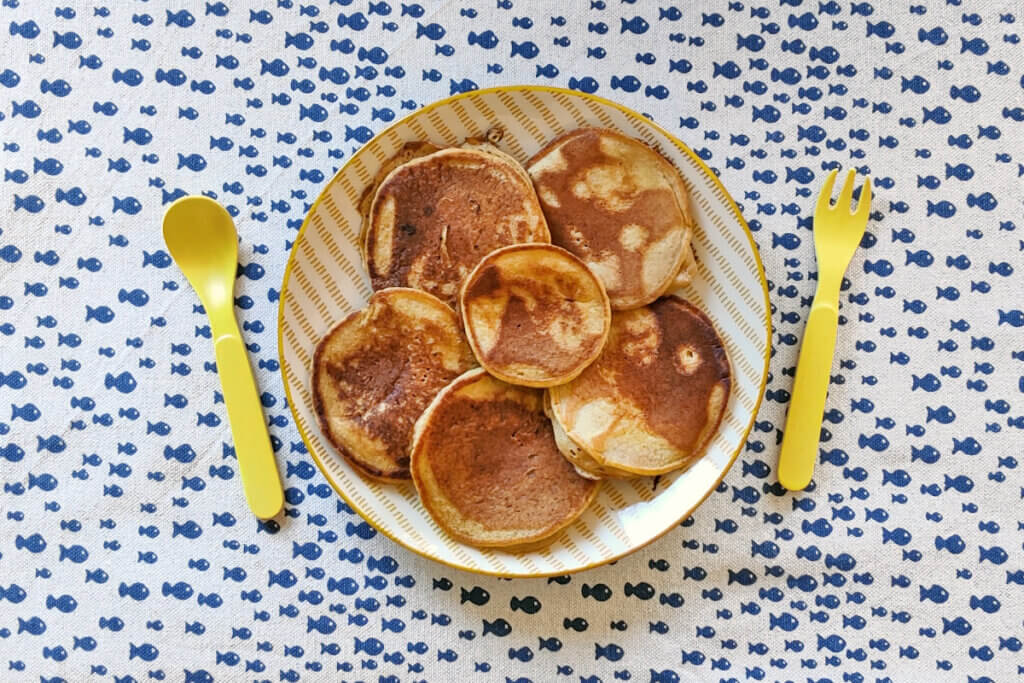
835, 169, 856, 211
854, 176, 872, 219
815, 168, 838, 216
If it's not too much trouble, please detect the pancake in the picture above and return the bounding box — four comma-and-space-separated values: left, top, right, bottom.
359, 137, 529, 269
411, 368, 599, 547
359, 141, 441, 268
460, 244, 611, 388
312, 288, 477, 481
527, 127, 696, 310
544, 391, 614, 480
366, 147, 550, 308
458, 129, 536, 188
548, 296, 731, 477
672, 243, 697, 289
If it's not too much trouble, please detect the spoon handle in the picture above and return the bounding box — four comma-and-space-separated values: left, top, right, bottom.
213, 325, 284, 519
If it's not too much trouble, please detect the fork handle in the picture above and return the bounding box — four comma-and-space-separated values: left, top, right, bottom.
778, 287, 841, 491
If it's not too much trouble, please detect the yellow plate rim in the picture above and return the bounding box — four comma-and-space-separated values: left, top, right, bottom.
276, 84, 772, 578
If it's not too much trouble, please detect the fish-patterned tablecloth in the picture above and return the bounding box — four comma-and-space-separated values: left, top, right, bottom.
2, 1, 1023, 681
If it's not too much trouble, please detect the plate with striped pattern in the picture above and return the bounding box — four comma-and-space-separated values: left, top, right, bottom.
278, 86, 771, 577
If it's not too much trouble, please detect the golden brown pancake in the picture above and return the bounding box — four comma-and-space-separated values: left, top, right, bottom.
548, 296, 731, 477
459, 244, 611, 388
543, 391, 615, 480
527, 127, 696, 310
411, 368, 598, 547
366, 147, 550, 308
458, 131, 536, 189
672, 243, 697, 289
312, 288, 477, 481
359, 141, 441, 268
359, 137, 530, 269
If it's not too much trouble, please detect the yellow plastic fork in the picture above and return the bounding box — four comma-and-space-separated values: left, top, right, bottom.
778, 169, 872, 491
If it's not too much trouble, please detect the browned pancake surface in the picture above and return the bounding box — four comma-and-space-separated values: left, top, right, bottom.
411, 369, 597, 546
358, 141, 441, 267
549, 296, 731, 475
602, 298, 729, 452
312, 289, 476, 481
527, 128, 694, 310
460, 245, 610, 387
367, 148, 549, 308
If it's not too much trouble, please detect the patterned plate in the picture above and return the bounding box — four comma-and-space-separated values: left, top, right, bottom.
278, 86, 770, 577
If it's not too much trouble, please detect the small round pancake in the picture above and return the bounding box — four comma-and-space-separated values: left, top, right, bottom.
671, 242, 697, 289
548, 296, 731, 477
458, 129, 534, 188
544, 391, 614, 480
460, 244, 611, 388
359, 141, 442, 269
411, 368, 598, 547
312, 288, 477, 482
366, 147, 550, 309
527, 128, 696, 310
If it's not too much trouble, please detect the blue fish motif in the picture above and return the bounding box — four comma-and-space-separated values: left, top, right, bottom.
171, 520, 202, 539
416, 22, 445, 40
284, 32, 314, 50
569, 76, 599, 94
143, 250, 172, 268
39, 78, 72, 97
922, 106, 952, 125
966, 192, 998, 211
916, 585, 950, 609
336, 11, 369, 31
926, 200, 956, 218
0, 3, 1018, 672
17, 616, 47, 635
306, 615, 336, 635
9, 20, 41, 39
960, 36, 988, 55
738, 33, 765, 51
194, 591, 222, 608
940, 616, 973, 636
260, 58, 289, 77
52, 30, 83, 49
344, 125, 374, 143
299, 103, 327, 122
933, 533, 967, 555
164, 443, 197, 463
14, 194, 46, 212
290, 540, 322, 560
118, 581, 149, 600
865, 21, 895, 38
112, 68, 144, 87
752, 105, 781, 123
166, 9, 196, 27
510, 40, 538, 59
536, 63, 560, 79
949, 84, 981, 103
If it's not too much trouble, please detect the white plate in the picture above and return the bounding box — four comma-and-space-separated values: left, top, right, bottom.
278, 86, 771, 577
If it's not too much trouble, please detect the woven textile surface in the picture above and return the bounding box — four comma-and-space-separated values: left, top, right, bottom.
1, 1, 1022, 681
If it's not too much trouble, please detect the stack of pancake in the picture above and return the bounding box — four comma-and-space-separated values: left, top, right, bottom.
312, 127, 731, 548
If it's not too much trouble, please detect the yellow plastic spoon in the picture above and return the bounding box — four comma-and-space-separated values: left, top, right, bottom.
162, 196, 284, 519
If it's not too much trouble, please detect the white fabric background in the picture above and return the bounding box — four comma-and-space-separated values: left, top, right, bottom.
1, 0, 1022, 681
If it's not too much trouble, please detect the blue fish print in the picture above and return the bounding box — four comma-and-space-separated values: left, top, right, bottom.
0, 2, 1020, 678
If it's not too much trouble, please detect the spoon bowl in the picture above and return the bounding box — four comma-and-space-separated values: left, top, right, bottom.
163, 197, 238, 312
